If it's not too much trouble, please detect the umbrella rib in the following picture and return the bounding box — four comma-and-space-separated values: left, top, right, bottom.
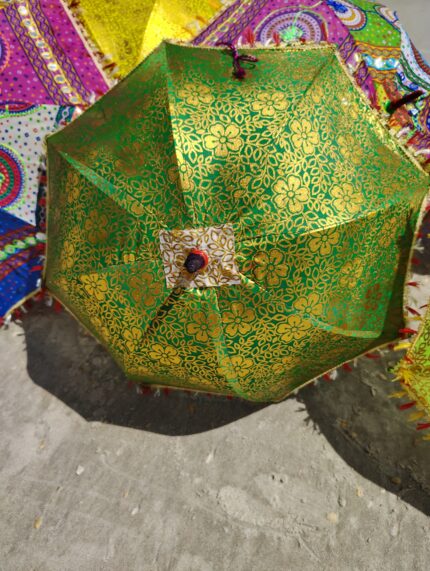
234, 200, 416, 244
57, 151, 159, 222
163, 43, 198, 225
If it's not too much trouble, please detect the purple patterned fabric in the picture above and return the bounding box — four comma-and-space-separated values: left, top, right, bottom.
0, 0, 108, 106
195, 0, 377, 107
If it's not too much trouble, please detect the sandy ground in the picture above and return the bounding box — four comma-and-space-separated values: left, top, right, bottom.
1, 1, 430, 570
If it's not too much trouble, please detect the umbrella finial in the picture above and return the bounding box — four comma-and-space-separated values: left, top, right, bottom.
184, 249, 209, 273
216, 42, 259, 80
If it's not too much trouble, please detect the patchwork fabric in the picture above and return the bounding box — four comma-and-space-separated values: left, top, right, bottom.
0, 0, 108, 318
0, 104, 73, 317
0, 0, 108, 105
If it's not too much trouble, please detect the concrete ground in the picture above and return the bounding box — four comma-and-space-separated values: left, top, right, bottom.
2, 1, 430, 570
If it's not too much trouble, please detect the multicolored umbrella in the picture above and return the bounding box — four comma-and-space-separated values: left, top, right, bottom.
0, 0, 108, 320
194, 0, 430, 166
46, 42, 428, 402
65, 0, 231, 78
395, 304, 430, 436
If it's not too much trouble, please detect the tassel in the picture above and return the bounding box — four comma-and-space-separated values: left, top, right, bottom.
273, 31, 281, 46
389, 390, 407, 399
416, 422, 430, 431
406, 306, 421, 316
399, 328, 418, 336
409, 411, 426, 422
243, 27, 256, 46
398, 401, 416, 411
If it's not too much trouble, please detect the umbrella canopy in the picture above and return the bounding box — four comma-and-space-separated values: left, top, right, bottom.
46, 42, 429, 401
0, 0, 109, 319
65, 0, 229, 78
195, 0, 430, 165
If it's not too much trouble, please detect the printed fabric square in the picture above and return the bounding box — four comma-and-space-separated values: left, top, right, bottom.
159, 224, 241, 289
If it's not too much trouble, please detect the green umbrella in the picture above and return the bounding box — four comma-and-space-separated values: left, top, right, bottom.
46, 42, 429, 402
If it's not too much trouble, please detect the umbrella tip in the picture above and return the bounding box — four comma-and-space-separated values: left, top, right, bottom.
184, 249, 209, 274
385, 90, 424, 114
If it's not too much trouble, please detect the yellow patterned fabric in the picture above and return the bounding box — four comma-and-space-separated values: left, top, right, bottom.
67, 0, 226, 77
396, 306, 430, 416
46, 43, 429, 401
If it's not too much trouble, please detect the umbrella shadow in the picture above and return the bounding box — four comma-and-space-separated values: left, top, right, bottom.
23, 307, 265, 435
23, 307, 430, 515
298, 358, 430, 517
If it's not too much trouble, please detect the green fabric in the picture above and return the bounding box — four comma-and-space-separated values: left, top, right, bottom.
46, 43, 429, 401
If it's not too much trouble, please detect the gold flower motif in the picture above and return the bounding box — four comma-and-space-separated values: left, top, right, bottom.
168, 151, 195, 192
222, 302, 255, 337
338, 134, 361, 165
61, 241, 75, 269
129, 272, 162, 307
204, 123, 242, 157
310, 84, 324, 104
230, 355, 253, 378
293, 293, 323, 316
332, 183, 363, 215
187, 312, 221, 343
80, 273, 108, 301
272, 355, 296, 375
252, 92, 287, 117
85, 210, 108, 244
123, 326, 142, 353
277, 315, 312, 343
67, 171, 80, 203
308, 228, 340, 256
274, 175, 310, 213
291, 119, 319, 154
178, 83, 214, 106
253, 249, 288, 285
339, 259, 364, 288
149, 343, 181, 366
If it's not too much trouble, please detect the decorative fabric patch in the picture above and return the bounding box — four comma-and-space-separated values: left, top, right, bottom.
0, 105, 61, 224
159, 225, 241, 289
0, 0, 108, 106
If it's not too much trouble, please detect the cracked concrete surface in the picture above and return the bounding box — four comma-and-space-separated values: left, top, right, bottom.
1, 1, 430, 569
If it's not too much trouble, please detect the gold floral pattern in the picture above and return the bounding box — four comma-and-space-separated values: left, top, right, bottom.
291, 119, 319, 154
187, 311, 221, 342
80, 274, 108, 301
46, 43, 429, 402
252, 92, 287, 117
308, 228, 340, 255
222, 302, 255, 337
332, 183, 364, 215
204, 123, 242, 158
274, 175, 310, 213
277, 315, 313, 343
149, 343, 181, 366
253, 249, 288, 285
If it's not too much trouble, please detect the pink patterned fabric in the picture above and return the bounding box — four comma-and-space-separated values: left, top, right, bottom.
0, 0, 108, 106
